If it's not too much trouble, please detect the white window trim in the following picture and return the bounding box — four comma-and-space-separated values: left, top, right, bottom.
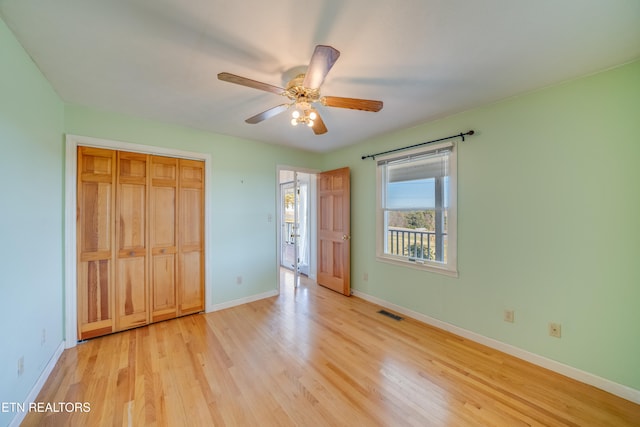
375, 141, 458, 277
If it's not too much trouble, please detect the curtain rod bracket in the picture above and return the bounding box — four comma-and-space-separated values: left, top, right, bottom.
361, 130, 475, 160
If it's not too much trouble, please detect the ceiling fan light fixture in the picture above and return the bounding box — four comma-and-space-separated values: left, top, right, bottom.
218, 44, 382, 135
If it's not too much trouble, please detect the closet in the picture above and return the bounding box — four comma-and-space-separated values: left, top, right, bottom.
76, 147, 204, 340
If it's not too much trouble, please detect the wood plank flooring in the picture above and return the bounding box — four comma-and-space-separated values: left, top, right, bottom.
23, 270, 640, 426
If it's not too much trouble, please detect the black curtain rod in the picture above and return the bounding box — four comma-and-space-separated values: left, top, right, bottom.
361, 130, 475, 160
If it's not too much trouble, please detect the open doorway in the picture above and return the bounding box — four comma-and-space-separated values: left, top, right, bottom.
277, 167, 317, 291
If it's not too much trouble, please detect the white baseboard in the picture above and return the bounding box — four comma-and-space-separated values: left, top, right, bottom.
9, 341, 65, 427
207, 289, 279, 312
352, 290, 640, 405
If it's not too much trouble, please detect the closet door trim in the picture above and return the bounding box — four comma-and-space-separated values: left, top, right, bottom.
65, 134, 211, 348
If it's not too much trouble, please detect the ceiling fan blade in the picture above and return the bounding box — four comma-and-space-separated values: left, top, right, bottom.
245, 104, 290, 124
310, 108, 327, 135
302, 45, 340, 90
218, 72, 284, 95
321, 96, 383, 112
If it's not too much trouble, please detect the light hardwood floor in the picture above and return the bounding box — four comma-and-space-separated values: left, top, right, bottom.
23, 270, 640, 426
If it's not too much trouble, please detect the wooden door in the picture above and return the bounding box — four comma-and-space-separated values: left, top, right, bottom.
115, 151, 149, 331
317, 167, 351, 295
150, 155, 178, 322
178, 159, 205, 315
77, 147, 116, 340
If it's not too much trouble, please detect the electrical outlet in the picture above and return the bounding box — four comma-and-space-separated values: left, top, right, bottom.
18, 356, 24, 376
41, 328, 46, 346
504, 309, 515, 323
549, 322, 562, 338
363, 272, 368, 281
236, 276, 243, 285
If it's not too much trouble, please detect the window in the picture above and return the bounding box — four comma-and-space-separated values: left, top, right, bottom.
376, 142, 457, 276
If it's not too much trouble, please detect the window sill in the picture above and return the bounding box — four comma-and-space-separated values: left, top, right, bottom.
375, 255, 458, 278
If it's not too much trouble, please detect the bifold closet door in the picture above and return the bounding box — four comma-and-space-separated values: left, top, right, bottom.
150, 155, 178, 322
77, 147, 116, 340
115, 152, 149, 331
78, 147, 205, 340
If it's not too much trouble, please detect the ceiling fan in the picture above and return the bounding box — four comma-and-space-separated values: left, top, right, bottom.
217, 45, 383, 135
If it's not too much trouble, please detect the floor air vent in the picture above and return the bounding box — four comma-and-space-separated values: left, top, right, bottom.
378, 310, 403, 321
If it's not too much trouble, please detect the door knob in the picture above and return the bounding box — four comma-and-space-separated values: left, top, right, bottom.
342, 235, 351, 240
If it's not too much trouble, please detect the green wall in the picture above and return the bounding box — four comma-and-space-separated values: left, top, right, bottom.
322, 60, 640, 391
0, 17, 64, 427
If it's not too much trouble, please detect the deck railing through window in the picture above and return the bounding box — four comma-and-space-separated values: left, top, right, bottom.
387, 227, 446, 261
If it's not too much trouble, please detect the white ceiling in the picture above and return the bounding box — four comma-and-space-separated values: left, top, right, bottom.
2, 0, 639, 152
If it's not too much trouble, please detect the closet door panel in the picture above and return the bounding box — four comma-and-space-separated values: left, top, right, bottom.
116, 257, 147, 329
79, 149, 113, 182
151, 253, 176, 321
178, 159, 204, 315
118, 184, 146, 249
79, 182, 112, 254
115, 152, 149, 331
77, 147, 116, 340
180, 188, 202, 248
152, 187, 176, 245
150, 156, 178, 321
179, 251, 203, 314
78, 259, 113, 339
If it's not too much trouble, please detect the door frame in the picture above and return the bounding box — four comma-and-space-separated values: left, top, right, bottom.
64, 134, 212, 348
276, 165, 319, 291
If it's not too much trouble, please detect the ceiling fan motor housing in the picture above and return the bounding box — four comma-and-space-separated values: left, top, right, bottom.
286, 74, 320, 105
